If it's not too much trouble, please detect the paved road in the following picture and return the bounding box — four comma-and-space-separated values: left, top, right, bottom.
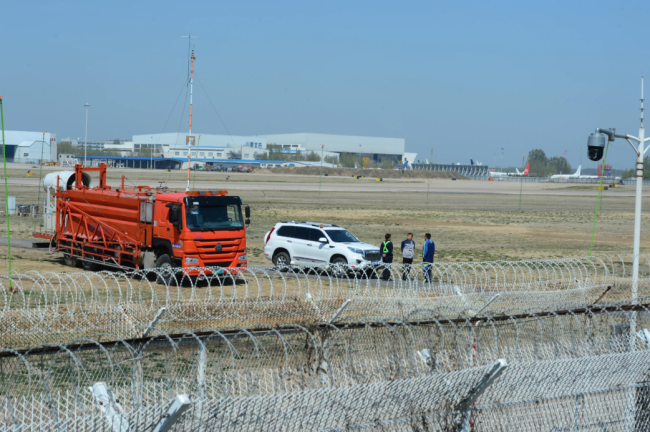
6, 176, 648, 197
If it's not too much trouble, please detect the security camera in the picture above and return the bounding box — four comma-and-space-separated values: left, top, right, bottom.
587, 132, 606, 161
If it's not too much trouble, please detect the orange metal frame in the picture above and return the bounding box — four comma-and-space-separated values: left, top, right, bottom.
55, 164, 142, 268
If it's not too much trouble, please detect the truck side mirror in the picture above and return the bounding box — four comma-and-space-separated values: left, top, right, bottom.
244, 205, 251, 218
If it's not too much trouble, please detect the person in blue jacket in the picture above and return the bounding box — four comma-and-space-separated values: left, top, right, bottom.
380, 233, 393, 281
422, 233, 435, 283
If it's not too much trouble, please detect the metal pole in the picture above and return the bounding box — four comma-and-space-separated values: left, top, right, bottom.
631, 111, 644, 350
318, 144, 324, 206
426, 147, 432, 208
84, 103, 89, 166
0, 97, 12, 293
518, 156, 524, 211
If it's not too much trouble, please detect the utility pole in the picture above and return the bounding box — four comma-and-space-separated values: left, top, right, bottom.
501, 147, 504, 171
84, 103, 90, 166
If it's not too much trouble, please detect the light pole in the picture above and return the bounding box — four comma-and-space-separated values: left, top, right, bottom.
500, 147, 504, 171
588, 77, 648, 352
318, 144, 324, 206
150, 136, 153, 169
84, 103, 90, 166
426, 147, 432, 208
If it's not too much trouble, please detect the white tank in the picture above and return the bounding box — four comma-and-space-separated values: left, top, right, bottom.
43, 171, 93, 192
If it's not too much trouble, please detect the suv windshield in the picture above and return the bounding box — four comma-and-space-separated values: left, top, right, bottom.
325, 229, 359, 243
185, 203, 243, 231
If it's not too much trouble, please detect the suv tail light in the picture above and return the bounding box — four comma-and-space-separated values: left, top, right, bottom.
265, 227, 275, 244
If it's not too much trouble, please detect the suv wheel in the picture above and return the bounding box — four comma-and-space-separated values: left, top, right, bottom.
330, 256, 349, 278
273, 251, 290, 271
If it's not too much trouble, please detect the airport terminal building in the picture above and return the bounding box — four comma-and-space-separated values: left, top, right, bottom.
131, 132, 412, 165
256, 133, 407, 164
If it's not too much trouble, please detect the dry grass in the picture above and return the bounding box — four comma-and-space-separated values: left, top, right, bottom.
1, 163, 649, 270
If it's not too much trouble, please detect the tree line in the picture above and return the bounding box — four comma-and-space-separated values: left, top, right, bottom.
526, 149, 572, 176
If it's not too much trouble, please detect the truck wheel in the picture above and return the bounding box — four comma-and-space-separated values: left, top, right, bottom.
64, 254, 77, 267
82, 260, 97, 271
155, 254, 174, 285
272, 251, 290, 271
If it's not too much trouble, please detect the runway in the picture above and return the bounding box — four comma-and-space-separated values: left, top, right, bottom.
6, 176, 648, 197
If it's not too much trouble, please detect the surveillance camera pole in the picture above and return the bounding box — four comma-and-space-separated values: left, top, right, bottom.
593, 78, 650, 432
592, 78, 650, 354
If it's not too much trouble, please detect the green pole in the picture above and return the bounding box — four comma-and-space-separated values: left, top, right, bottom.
589, 141, 610, 257
318, 144, 324, 206
0, 97, 13, 292
426, 147, 432, 208
518, 156, 525, 211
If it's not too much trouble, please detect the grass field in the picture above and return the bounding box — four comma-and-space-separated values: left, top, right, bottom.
0, 163, 649, 273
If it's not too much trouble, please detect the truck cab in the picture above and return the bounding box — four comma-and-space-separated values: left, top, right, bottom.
153, 191, 249, 272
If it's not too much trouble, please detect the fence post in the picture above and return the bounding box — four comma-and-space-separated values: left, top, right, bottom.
152, 394, 192, 432
456, 359, 508, 432
195, 342, 206, 420
89, 382, 130, 432
573, 394, 583, 431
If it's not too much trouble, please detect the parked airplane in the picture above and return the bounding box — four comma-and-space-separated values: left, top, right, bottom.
470, 159, 483, 166
514, 164, 530, 176
489, 169, 509, 177
550, 165, 584, 180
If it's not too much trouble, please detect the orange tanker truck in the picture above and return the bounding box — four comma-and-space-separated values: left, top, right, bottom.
34, 164, 249, 282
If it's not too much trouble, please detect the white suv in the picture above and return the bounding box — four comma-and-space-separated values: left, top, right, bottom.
263, 222, 382, 272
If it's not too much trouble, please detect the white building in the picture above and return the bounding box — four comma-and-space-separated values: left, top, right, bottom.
3, 131, 57, 163
255, 133, 408, 164
134, 133, 267, 160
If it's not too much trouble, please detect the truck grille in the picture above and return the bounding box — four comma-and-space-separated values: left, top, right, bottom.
364, 251, 381, 261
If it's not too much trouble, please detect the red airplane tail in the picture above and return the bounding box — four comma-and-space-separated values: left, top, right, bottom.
523, 163, 530, 176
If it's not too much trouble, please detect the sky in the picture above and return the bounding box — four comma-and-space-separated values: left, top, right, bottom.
2, 0, 650, 169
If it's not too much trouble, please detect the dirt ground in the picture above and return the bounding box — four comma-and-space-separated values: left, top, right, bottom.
0, 163, 648, 273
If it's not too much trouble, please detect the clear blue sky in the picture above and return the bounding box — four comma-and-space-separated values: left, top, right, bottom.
2, 0, 650, 169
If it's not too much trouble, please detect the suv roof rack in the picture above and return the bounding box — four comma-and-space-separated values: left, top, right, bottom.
280, 221, 340, 228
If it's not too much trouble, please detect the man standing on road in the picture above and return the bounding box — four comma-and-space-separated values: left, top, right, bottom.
423, 233, 435, 283
381, 233, 393, 281
400, 233, 415, 281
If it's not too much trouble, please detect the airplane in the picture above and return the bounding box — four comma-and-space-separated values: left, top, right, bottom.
471, 159, 483, 166
514, 164, 530, 176
489, 169, 509, 177
550, 165, 611, 180
550, 165, 584, 180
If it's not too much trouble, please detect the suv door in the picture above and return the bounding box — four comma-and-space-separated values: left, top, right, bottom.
289, 226, 311, 265
303, 228, 330, 265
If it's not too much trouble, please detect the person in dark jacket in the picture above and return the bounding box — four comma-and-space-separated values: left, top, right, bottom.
422, 233, 435, 283
400, 233, 415, 280
381, 233, 393, 281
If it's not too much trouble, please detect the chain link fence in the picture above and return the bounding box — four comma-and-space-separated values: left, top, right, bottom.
2, 256, 650, 430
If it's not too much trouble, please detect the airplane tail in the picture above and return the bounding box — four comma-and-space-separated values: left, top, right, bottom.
523, 163, 529, 176
574, 165, 581, 177
516, 168, 521, 175
471, 159, 475, 165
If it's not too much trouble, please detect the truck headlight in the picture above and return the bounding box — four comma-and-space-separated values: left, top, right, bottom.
347, 247, 364, 255
185, 257, 199, 264
238, 254, 247, 261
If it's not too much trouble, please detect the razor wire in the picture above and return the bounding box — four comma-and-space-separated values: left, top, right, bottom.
1, 254, 650, 349
1, 304, 650, 431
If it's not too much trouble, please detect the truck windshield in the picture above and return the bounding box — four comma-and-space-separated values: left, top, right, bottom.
185, 203, 243, 231
325, 229, 359, 243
